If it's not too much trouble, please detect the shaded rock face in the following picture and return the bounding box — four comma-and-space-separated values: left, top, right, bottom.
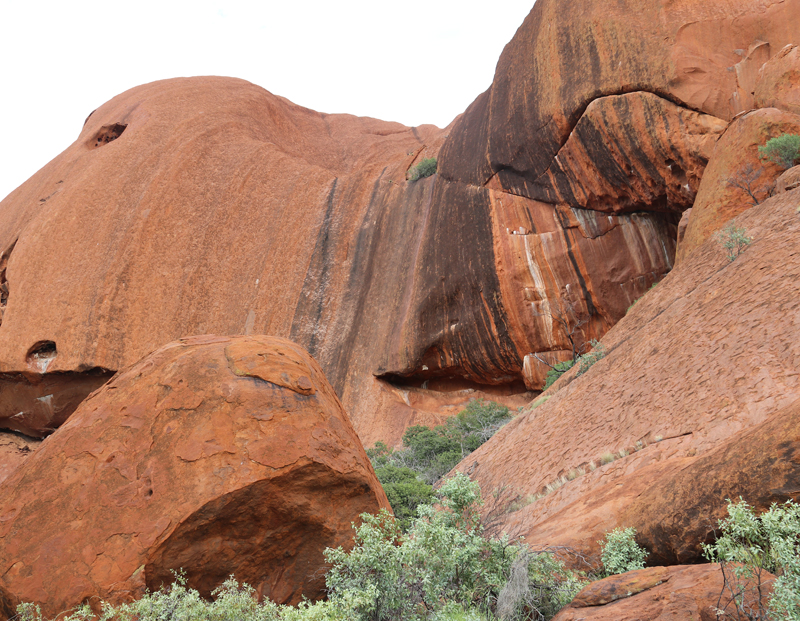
458, 186, 800, 562
553, 565, 726, 621
0, 432, 39, 485
0, 335, 389, 617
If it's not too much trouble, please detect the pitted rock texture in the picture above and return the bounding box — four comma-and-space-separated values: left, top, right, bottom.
755, 44, 800, 115
0, 0, 797, 444
676, 107, 800, 262
0, 432, 39, 485
0, 335, 389, 617
458, 186, 800, 562
553, 565, 727, 621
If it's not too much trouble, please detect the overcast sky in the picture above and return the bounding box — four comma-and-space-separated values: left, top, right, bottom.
0, 1, 533, 201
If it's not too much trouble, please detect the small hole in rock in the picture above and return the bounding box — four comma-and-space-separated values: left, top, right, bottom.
89, 123, 127, 149
26, 341, 57, 373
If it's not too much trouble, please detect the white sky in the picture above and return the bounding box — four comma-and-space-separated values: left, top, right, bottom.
0, 1, 534, 201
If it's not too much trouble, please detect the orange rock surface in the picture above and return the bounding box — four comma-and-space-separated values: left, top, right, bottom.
755, 44, 800, 114
7, 0, 796, 444
0, 335, 389, 617
0, 432, 38, 486
676, 108, 800, 262
553, 565, 727, 621
458, 185, 800, 561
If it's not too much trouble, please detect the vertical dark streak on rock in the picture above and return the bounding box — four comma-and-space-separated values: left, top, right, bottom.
290, 178, 338, 357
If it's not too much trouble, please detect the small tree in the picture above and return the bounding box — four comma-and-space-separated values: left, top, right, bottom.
703, 499, 800, 621
758, 134, 800, 170
727, 163, 773, 207
715, 223, 752, 262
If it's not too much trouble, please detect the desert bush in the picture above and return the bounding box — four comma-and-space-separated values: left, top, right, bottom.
576, 340, 606, 376
599, 527, 648, 576
543, 359, 574, 391
409, 157, 438, 181
17, 474, 585, 621
715, 222, 752, 262
758, 134, 800, 170
703, 498, 800, 621
369, 399, 511, 510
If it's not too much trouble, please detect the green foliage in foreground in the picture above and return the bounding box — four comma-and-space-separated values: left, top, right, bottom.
409, 157, 438, 181
542, 360, 574, 391
715, 222, 752, 262
703, 498, 800, 621
368, 400, 511, 528
598, 527, 648, 576
759, 133, 800, 170
17, 474, 586, 621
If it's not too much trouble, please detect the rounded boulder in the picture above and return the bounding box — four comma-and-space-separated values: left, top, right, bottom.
0, 335, 389, 617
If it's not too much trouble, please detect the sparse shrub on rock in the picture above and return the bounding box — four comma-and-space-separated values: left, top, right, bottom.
409, 157, 437, 181
759, 133, 800, 170
715, 222, 752, 261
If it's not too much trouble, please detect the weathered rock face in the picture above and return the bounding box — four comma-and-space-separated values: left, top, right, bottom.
0, 432, 38, 485
553, 565, 728, 621
458, 186, 800, 562
0, 335, 389, 617
0, 0, 797, 448
755, 44, 800, 115
676, 108, 800, 262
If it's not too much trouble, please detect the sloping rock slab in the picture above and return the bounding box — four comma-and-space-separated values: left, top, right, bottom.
554, 565, 724, 621
0, 335, 389, 618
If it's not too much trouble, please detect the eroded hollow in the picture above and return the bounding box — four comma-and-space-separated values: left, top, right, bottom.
26, 341, 57, 373
90, 123, 127, 148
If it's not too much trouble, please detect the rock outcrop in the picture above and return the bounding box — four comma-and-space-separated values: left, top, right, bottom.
553, 565, 729, 621
675, 108, 800, 262
458, 185, 800, 562
0, 335, 389, 617
7, 0, 797, 446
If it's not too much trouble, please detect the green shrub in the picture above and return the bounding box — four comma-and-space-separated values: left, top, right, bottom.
599, 527, 648, 576
715, 222, 752, 262
703, 499, 800, 621
371, 464, 434, 530
18, 475, 584, 621
576, 340, 606, 376
758, 133, 800, 170
543, 359, 574, 391
409, 157, 437, 181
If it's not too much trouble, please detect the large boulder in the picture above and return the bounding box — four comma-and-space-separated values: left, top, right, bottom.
0, 335, 389, 618
755, 44, 800, 115
457, 184, 800, 562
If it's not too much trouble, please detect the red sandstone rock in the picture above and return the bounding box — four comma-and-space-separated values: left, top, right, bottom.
777, 165, 800, 193
755, 44, 800, 115
0, 335, 389, 617
553, 565, 727, 621
0, 432, 39, 485
458, 186, 800, 561
676, 108, 800, 262
0, 0, 797, 447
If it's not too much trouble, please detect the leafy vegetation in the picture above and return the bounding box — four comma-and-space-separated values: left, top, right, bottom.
542, 340, 607, 391
758, 133, 800, 170
409, 157, 438, 181
368, 400, 511, 529
18, 474, 587, 621
715, 222, 752, 262
703, 498, 800, 621
599, 527, 648, 576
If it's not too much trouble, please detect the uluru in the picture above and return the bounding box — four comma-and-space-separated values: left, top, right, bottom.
1, 0, 799, 618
